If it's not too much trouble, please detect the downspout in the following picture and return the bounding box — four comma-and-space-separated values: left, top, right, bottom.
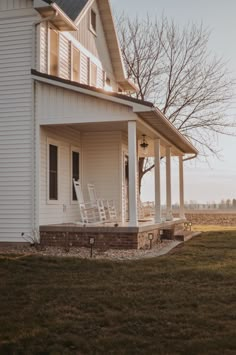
31, 10, 58, 239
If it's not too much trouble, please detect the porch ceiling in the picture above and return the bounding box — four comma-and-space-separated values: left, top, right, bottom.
66, 122, 128, 132
42, 122, 173, 157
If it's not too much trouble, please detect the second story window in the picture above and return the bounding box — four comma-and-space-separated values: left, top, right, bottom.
49, 29, 59, 76
72, 47, 80, 82
90, 9, 97, 34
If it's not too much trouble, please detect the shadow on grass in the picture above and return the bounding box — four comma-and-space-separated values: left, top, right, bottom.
0, 231, 235, 354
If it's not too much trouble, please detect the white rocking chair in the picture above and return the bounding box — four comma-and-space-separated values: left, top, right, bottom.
73, 179, 106, 224
87, 183, 117, 221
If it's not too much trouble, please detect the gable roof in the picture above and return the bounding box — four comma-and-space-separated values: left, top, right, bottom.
51, 0, 90, 21
39, 0, 137, 92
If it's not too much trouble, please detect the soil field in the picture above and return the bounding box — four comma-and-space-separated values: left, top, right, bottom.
184, 210, 236, 226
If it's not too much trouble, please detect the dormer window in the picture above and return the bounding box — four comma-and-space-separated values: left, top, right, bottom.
90, 9, 97, 34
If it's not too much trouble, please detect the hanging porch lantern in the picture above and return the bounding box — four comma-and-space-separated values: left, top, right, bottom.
140, 134, 149, 153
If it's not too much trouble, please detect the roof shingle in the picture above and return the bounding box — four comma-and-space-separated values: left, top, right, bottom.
42, 0, 90, 21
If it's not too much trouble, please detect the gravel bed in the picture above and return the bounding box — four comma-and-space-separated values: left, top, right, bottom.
0, 240, 173, 261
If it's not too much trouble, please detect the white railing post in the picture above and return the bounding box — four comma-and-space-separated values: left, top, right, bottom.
166, 146, 173, 220
154, 139, 161, 223
128, 121, 138, 226
179, 155, 185, 219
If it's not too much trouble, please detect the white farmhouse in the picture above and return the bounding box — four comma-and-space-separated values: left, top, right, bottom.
0, 0, 198, 248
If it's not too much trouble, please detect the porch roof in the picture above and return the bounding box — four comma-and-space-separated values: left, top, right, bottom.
31, 69, 198, 155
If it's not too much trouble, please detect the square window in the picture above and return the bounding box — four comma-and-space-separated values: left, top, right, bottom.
90, 9, 96, 33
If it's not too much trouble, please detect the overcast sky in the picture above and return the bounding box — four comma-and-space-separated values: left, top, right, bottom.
111, 0, 236, 204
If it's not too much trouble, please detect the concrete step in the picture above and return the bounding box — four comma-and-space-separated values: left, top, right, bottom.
174, 231, 201, 242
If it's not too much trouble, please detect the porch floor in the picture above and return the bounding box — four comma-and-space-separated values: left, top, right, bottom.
40, 218, 185, 232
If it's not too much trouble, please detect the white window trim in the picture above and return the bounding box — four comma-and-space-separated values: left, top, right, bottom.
89, 9, 97, 37
47, 137, 60, 205
70, 146, 81, 204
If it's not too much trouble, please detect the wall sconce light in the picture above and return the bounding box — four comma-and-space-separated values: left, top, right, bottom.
89, 237, 95, 258
140, 135, 149, 153
148, 233, 154, 249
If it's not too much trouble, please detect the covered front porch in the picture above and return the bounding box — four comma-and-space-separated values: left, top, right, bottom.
38, 117, 189, 249
38, 119, 187, 227
33, 73, 198, 249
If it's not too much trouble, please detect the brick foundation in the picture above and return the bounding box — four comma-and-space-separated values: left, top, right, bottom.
40, 219, 185, 250
40, 231, 137, 250
40, 226, 161, 250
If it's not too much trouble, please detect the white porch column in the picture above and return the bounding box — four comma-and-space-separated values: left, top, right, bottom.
179, 156, 185, 218
166, 146, 172, 220
154, 139, 161, 223
128, 121, 138, 226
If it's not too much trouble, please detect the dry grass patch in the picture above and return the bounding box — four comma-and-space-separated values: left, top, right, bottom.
192, 225, 236, 232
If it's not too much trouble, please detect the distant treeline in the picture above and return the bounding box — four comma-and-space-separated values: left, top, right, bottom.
172, 199, 236, 210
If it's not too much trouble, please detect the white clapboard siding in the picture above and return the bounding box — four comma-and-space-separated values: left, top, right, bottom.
59, 34, 71, 80
82, 132, 122, 218
0, 13, 36, 242
74, 1, 115, 84
0, 0, 32, 10
36, 82, 136, 125
40, 126, 81, 225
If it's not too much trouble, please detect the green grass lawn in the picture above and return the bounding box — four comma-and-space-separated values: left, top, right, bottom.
0, 232, 235, 355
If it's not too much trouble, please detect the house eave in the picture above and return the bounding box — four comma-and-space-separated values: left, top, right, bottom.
118, 79, 138, 93
136, 109, 198, 155
34, 1, 77, 31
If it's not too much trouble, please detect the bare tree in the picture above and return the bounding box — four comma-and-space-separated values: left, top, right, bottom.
117, 15, 235, 192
